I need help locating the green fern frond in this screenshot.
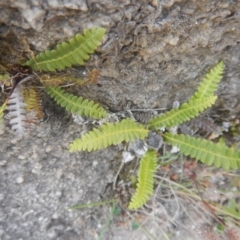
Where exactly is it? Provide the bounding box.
[148,96,217,129]
[46,86,107,119]
[189,61,224,101]
[128,150,157,210]
[69,119,149,152]
[163,133,240,170]
[24,28,106,72]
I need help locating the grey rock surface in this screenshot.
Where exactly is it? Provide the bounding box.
[0,0,240,239]
[0,120,118,240]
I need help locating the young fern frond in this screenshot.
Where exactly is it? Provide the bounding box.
[128,150,157,210]
[24,28,106,72]
[0,103,6,122]
[46,86,107,119]
[163,133,240,170]
[23,88,43,119]
[189,61,224,100]
[148,96,217,129]
[69,119,149,152]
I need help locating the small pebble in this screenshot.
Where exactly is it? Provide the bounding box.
[45,146,53,153]
[0,193,5,201]
[16,176,24,184]
[122,151,134,163]
[18,155,26,160]
[92,161,98,167]
[32,152,38,159]
[0,160,7,166]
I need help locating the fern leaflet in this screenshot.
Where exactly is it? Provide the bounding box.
[69,119,149,152]
[129,150,157,209]
[189,61,224,101]
[163,133,240,170]
[24,28,106,72]
[46,86,107,119]
[148,96,217,129]
[0,103,6,123]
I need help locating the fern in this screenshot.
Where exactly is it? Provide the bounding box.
[23,88,43,119]
[24,28,106,72]
[46,86,107,119]
[148,96,217,129]
[7,85,27,134]
[148,62,223,130]
[69,119,149,152]
[189,61,224,100]
[129,150,157,209]
[0,103,6,122]
[163,133,240,170]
